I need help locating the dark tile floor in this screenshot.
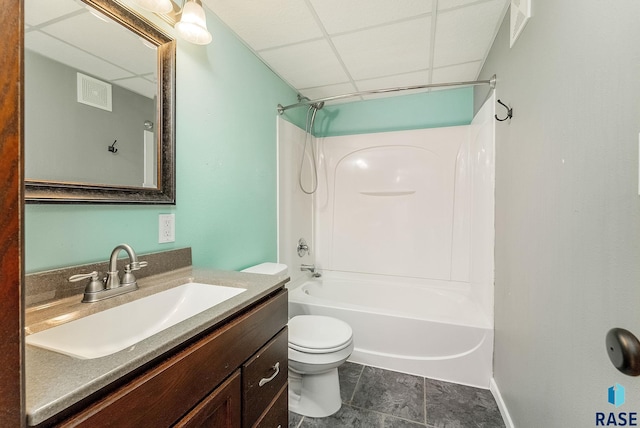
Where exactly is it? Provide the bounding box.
[288,362,505,428]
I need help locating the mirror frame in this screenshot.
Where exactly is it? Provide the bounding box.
[25,0,176,204]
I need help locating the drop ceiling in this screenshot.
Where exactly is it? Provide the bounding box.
[202,0,509,101]
[24,0,509,104]
[24,0,157,99]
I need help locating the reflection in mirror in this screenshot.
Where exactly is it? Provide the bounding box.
[24,0,176,204]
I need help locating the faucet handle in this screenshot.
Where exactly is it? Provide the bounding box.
[69,271,105,293]
[69,271,99,282]
[126,261,148,271]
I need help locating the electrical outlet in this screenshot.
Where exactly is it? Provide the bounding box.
[159,214,175,243]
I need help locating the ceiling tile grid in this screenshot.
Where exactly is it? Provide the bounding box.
[205,0,510,103]
[25,0,83,26]
[308,0,433,35]
[25,31,135,81]
[332,17,432,81]
[259,39,350,89]
[433,0,508,68]
[25,0,158,99]
[42,13,157,76]
[203,0,324,50]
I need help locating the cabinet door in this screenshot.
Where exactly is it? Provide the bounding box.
[242,328,288,427]
[175,370,241,428]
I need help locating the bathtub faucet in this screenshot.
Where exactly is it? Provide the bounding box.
[301,264,321,278]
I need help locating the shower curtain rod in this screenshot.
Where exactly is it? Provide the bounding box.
[277,74,496,114]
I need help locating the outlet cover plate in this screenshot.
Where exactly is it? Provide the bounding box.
[159,214,175,243]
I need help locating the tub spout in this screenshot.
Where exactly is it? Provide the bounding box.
[301,264,321,278]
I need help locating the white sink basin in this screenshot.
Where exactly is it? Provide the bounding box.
[26,283,246,359]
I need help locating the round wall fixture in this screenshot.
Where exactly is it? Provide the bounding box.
[606,328,640,376]
[297,238,309,257]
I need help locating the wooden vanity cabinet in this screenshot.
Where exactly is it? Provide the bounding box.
[53,289,288,428]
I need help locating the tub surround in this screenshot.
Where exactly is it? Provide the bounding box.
[25,256,288,426]
[278,94,495,388]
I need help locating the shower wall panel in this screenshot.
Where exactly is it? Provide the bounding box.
[468,93,496,317]
[315,126,471,281]
[277,117,314,283]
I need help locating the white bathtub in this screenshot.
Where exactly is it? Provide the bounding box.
[288,272,493,388]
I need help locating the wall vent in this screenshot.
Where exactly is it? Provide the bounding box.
[77,72,112,111]
[510,0,531,48]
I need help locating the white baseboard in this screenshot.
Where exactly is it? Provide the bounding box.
[490,378,515,428]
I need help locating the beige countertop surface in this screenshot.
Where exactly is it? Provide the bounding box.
[25,266,288,426]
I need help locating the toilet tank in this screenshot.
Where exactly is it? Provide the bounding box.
[241,262,288,276]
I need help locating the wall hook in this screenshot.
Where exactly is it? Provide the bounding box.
[108,139,118,154]
[495,99,513,121]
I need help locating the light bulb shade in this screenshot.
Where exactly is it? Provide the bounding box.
[175,1,212,45]
[133,0,173,14]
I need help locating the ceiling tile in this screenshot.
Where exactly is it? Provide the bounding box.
[438,0,484,11]
[259,40,350,89]
[42,12,157,76]
[356,70,430,91]
[203,0,323,51]
[431,61,482,83]
[113,76,157,99]
[309,0,432,35]
[332,17,431,81]
[299,82,359,101]
[25,31,134,81]
[433,0,506,68]
[25,0,82,26]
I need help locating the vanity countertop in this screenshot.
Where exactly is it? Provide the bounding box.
[24,266,288,426]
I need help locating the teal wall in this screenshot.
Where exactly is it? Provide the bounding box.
[24,8,472,274]
[25,10,301,273]
[313,87,473,137]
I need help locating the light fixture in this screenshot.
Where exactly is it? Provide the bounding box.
[174,0,212,45]
[133,0,173,14]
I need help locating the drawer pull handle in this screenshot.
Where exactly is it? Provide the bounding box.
[258,361,280,387]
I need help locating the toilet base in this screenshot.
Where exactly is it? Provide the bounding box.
[288,368,342,418]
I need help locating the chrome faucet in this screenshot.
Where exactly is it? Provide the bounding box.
[69,244,147,303]
[301,264,321,278]
[106,243,145,289]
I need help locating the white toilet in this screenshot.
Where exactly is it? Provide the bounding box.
[287,314,354,417]
[241,263,354,418]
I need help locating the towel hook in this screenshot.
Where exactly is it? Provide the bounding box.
[495,99,513,121]
[108,139,118,154]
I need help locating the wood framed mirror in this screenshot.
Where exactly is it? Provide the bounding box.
[24,0,176,204]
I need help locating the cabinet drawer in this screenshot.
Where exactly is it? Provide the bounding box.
[58,290,288,428]
[242,328,288,428]
[254,384,288,428]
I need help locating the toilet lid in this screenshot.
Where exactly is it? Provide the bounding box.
[288,315,353,354]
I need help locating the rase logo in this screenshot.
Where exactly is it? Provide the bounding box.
[610,384,626,408]
[596,384,638,426]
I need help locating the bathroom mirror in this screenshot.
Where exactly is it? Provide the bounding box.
[24,0,176,204]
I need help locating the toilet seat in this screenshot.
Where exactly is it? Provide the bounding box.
[288,315,353,354]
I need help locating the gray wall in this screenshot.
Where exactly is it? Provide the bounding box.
[25,51,155,187]
[476,2,640,426]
